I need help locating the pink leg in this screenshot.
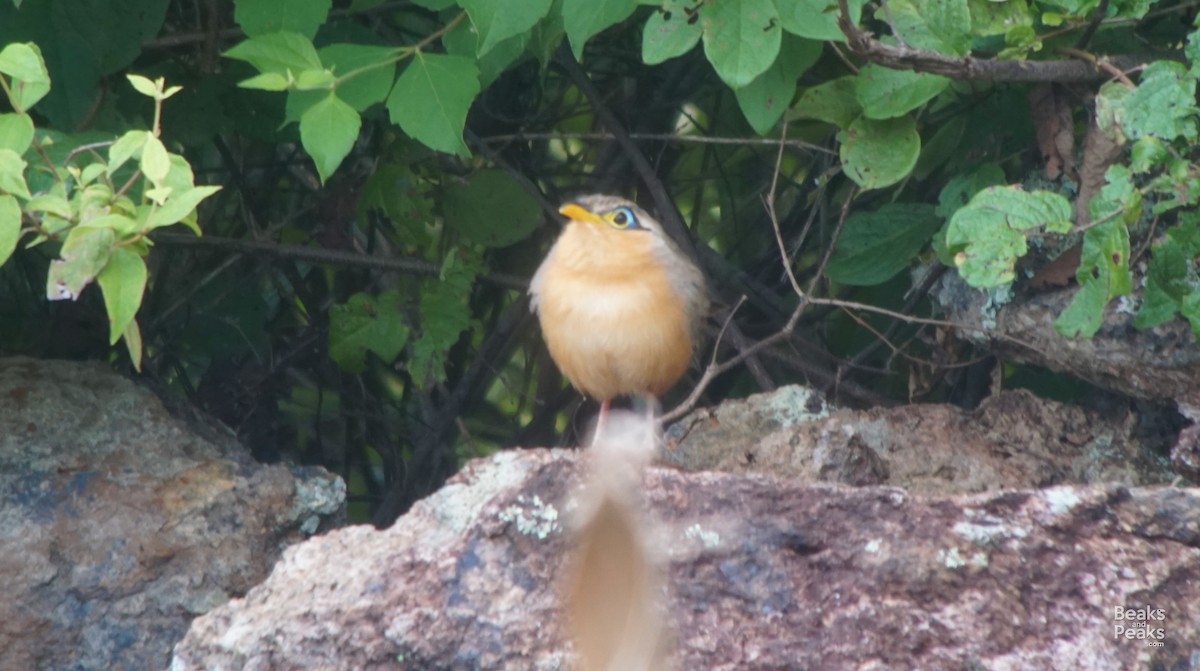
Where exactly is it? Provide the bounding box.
[591,398,611,446]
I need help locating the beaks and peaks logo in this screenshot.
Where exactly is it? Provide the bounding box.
[1113,606,1167,647]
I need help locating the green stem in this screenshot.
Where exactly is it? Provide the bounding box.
[152,98,163,138]
[0,75,15,111]
[332,11,466,87]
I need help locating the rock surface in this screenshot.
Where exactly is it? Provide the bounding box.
[662,385,1175,492]
[171,448,1200,671]
[0,357,344,671]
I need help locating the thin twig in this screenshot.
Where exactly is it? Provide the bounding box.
[709,296,748,368]
[152,232,529,289]
[807,187,857,295]
[479,131,836,155]
[1057,47,1137,87]
[1074,0,1110,49]
[764,120,806,299]
[808,295,1054,361]
[660,299,807,424]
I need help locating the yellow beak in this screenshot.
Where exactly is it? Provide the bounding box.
[559,203,606,226]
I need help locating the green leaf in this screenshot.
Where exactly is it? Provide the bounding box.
[0,42,50,111]
[1188,25,1200,78]
[224,31,323,76]
[562,0,639,60]
[838,115,920,190]
[643,0,703,65]
[295,68,336,90]
[887,0,971,55]
[969,0,1033,37]
[96,246,147,345]
[826,203,941,285]
[126,73,159,98]
[80,163,107,187]
[461,0,554,56]
[140,136,171,186]
[443,170,541,247]
[359,162,435,247]
[329,290,409,373]
[0,42,49,82]
[81,213,139,237]
[147,186,221,230]
[1074,217,1131,297]
[145,186,173,206]
[1111,0,1151,20]
[410,253,479,387]
[442,18,529,88]
[300,93,361,183]
[1094,79,1130,137]
[999,24,1040,58]
[0,2,166,127]
[387,53,479,157]
[323,44,398,110]
[528,0,567,71]
[1087,164,1141,228]
[1129,137,1167,174]
[286,44,400,123]
[0,148,31,199]
[945,186,1072,287]
[1053,271,1107,339]
[1181,290,1200,339]
[700,0,781,89]
[0,194,19,267]
[46,226,115,301]
[25,192,72,219]
[774,0,865,41]
[234,0,332,38]
[1134,226,1191,329]
[935,162,1006,219]
[239,71,292,91]
[0,113,34,154]
[735,35,821,135]
[855,64,951,120]
[913,114,965,179]
[1136,275,1182,330]
[109,129,149,176]
[121,318,144,372]
[789,76,861,129]
[1121,61,1198,142]
[163,153,200,192]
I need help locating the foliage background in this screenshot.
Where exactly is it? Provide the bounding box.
[1,0,1196,524]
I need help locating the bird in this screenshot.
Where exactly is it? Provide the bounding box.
[529,194,708,443]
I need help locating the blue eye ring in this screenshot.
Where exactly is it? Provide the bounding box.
[610,206,638,229]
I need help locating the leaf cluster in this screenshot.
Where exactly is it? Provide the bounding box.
[0,44,218,368]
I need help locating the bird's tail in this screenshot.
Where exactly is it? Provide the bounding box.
[564,411,671,671]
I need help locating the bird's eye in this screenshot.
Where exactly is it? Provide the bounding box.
[610,207,637,229]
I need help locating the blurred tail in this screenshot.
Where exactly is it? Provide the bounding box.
[564,411,670,671]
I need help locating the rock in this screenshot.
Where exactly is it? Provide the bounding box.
[934,272,1200,407]
[0,357,344,671]
[662,385,1174,493]
[170,448,1200,671]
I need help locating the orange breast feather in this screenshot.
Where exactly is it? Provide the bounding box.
[533,223,693,400]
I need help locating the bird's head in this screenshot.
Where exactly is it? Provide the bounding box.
[558,195,663,236]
